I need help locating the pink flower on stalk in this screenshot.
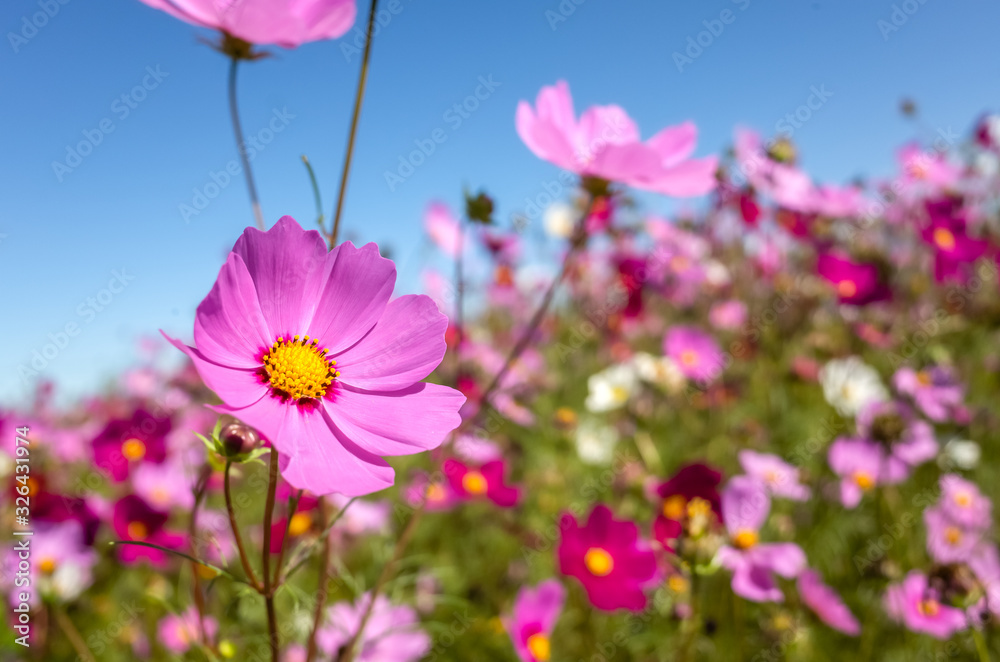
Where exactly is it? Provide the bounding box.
[885,571,968,639]
[816,252,889,306]
[738,450,810,501]
[132,460,196,511]
[91,409,171,482]
[663,326,725,383]
[159,607,218,654]
[924,505,983,564]
[503,579,565,662]
[137,0,356,48]
[165,217,465,497]
[316,593,430,662]
[516,81,717,197]
[404,471,459,512]
[443,458,520,508]
[424,201,462,258]
[921,215,989,283]
[557,505,657,612]
[893,366,965,422]
[856,400,938,484]
[717,476,806,603]
[827,439,883,508]
[797,569,861,636]
[112,495,187,568]
[938,474,992,530]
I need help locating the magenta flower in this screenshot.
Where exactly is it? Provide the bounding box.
[894,366,965,422]
[885,571,968,639]
[738,450,810,501]
[921,214,989,283]
[91,408,171,482]
[516,81,717,197]
[816,252,889,306]
[137,0,356,48]
[797,569,860,636]
[317,593,430,662]
[165,217,465,496]
[717,476,806,603]
[443,458,520,508]
[557,504,657,611]
[404,471,459,512]
[159,607,218,654]
[503,579,565,662]
[663,326,725,383]
[856,400,938,483]
[112,495,186,568]
[827,438,884,508]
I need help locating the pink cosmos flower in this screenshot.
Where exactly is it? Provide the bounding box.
[827,439,883,508]
[738,450,810,501]
[7,521,97,606]
[137,0,357,48]
[503,579,565,662]
[557,504,657,611]
[91,408,171,482]
[663,326,725,383]
[921,214,989,283]
[924,505,983,564]
[894,366,965,422]
[897,145,962,190]
[939,474,992,530]
[885,571,968,639]
[112,495,187,568]
[316,593,430,662]
[404,471,459,512]
[165,216,465,497]
[159,606,218,654]
[516,81,717,197]
[816,252,890,306]
[425,201,462,258]
[717,476,806,603]
[856,400,938,483]
[709,300,748,331]
[797,569,860,636]
[443,458,520,508]
[132,460,196,511]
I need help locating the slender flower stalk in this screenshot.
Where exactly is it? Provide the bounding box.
[189,464,213,645]
[261,450,281,661]
[305,498,331,662]
[973,628,992,662]
[330,0,379,247]
[54,606,95,662]
[228,56,266,230]
[224,461,261,590]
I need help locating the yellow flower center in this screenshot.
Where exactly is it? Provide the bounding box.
[853,471,874,490]
[916,370,933,386]
[526,633,551,661]
[955,492,973,508]
[733,529,758,550]
[288,512,312,537]
[127,521,148,540]
[554,407,577,426]
[662,495,687,520]
[945,526,962,546]
[426,483,447,503]
[933,228,956,252]
[680,350,698,367]
[261,335,338,401]
[39,557,57,575]
[610,385,629,403]
[151,487,169,506]
[462,471,488,495]
[584,547,614,577]
[671,256,690,272]
[668,575,689,593]
[919,599,940,617]
[687,497,712,520]
[837,280,858,298]
[121,438,146,461]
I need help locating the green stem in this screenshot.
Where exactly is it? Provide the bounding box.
[228,57,266,230]
[262,449,281,661]
[974,629,992,662]
[224,460,261,589]
[301,155,326,237]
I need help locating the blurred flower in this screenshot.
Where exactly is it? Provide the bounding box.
[404,471,458,512]
[663,326,725,384]
[9,521,97,605]
[894,366,965,423]
[112,495,186,568]
[317,593,430,661]
[543,202,576,239]
[91,408,171,482]
[797,569,860,636]
[584,364,639,413]
[819,357,888,417]
[631,352,686,394]
[856,400,938,483]
[738,451,809,501]
[709,300,747,331]
[827,439,883,508]
[159,606,218,654]
[444,458,520,508]
[165,217,464,496]
[574,418,619,465]
[925,505,983,564]
[425,201,462,258]
[942,439,981,470]
[132,460,196,511]
[503,579,565,662]
[816,252,890,306]
[558,504,657,611]
[885,571,967,639]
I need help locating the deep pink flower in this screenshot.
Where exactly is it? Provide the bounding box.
[652,463,724,550]
[137,0,356,48]
[816,252,889,306]
[516,81,717,196]
[443,458,520,508]
[885,571,968,639]
[165,217,465,496]
[112,495,186,568]
[663,326,725,383]
[797,569,860,636]
[921,214,989,283]
[717,476,806,603]
[557,504,657,611]
[91,408,171,482]
[503,579,565,662]
[317,593,430,662]
[738,450,809,501]
[827,439,883,508]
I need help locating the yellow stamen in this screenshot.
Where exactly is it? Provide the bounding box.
[662,495,687,520]
[668,575,689,593]
[526,633,551,661]
[687,497,712,519]
[554,407,577,427]
[680,350,698,367]
[919,599,940,617]
[261,335,338,401]
[462,471,488,495]
[837,280,858,298]
[288,512,312,537]
[955,492,973,508]
[933,228,956,252]
[127,521,148,540]
[916,370,932,387]
[121,438,146,461]
[426,483,447,503]
[733,529,758,550]
[945,527,962,546]
[584,547,614,576]
[39,558,56,574]
[853,471,874,490]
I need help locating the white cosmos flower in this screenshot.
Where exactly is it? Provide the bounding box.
[585,363,639,413]
[575,418,619,465]
[543,202,575,239]
[819,356,888,417]
[631,352,686,394]
[942,439,981,470]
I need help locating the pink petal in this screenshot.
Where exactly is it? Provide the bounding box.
[646,122,698,167]
[161,331,267,408]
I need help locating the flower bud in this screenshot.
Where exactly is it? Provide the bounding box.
[220,423,260,457]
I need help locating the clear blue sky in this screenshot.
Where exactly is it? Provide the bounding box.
[2,0,998,406]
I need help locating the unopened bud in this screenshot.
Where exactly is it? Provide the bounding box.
[220,423,260,457]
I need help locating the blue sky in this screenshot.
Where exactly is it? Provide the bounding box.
[2,0,998,406]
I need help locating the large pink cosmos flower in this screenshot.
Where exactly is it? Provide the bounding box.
[885,571,968,639]
[516,81,717,197]
[503,579,565,662]
[137,0,356,48]
[557,504,657,612]
[165,217,465,496]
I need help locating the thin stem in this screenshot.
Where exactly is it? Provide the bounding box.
[973,628,992,662]
[305,498,331,662]
[454,213,465,385]
[301,155,327,238]
[262,449,281,662]
[52,605,95,662]
[109,542,246,585]
[329,0,379,248]
[339,505,424,662]
[282,497,357,582]
[225,460,261,590]
[228,56,266,230]
[189,464,213,645]
[273,489,303,588]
